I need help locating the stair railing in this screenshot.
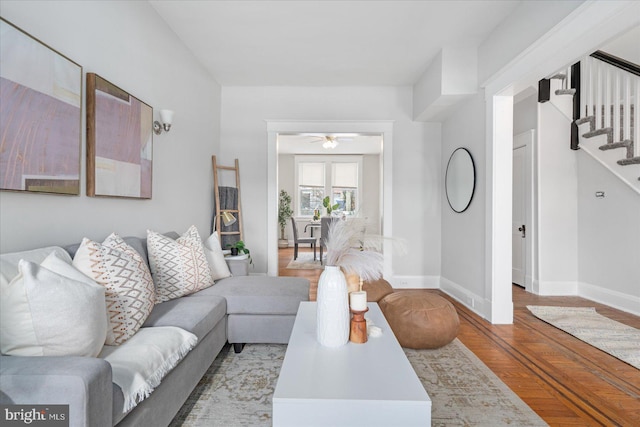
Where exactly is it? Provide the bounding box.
[580,51,639,158]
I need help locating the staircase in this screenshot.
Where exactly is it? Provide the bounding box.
[573,51,640,190]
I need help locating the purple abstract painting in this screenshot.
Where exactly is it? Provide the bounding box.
[86,74,152,198]
[0,19,82,194]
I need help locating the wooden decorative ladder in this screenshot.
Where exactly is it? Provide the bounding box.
[212,155,243,246]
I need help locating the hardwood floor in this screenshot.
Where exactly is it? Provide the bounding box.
[278,247,321,300]
[278,247,640,426]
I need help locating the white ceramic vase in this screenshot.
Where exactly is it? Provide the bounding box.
[316,265,350,347]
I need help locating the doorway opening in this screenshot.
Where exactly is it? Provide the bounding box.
[266,121,394,278]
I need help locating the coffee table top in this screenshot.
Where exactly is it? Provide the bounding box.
[273,302,430,403]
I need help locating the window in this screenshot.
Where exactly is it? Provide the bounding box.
[295,156,362,217]
[331,162,358,215]
[297,162,325,216]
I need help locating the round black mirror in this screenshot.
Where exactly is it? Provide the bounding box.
[445,148,475,213]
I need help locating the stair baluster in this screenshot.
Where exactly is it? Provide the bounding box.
[575,52,639,187]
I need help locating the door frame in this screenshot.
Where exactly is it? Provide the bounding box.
[513,130,536,293]
[266,120,394,278]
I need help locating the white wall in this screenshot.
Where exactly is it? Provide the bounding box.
[511,75,639,313]
[441,0,591,321]
[482,1,640,322]
[440,92,486,310]
[220,86,441,283]
[362,154,381,235]
[536,101,579,294]
[513,93,538,137]
[478,0,584,85]
[577,152,640,313]
[0,1,221,252]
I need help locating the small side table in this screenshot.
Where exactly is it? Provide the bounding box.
[225,254,249,276]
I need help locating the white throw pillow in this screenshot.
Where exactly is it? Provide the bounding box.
[73,233,155,346]
[0,246,72,288]
[147,226,214,302]
[0,252,107,357]
[203,233,232,281]
[99,326,197,413]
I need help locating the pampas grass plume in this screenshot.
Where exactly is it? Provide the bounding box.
[324,217,399,282]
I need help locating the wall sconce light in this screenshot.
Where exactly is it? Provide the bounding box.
[153,109,174,135]
[221,211,237,226]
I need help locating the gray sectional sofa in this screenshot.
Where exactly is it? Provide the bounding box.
[0,234,309,427]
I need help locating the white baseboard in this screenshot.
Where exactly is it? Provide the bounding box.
[535,280,578,295]
[439,277,487,319]
[388,275,439,289]
[578,281,640,316]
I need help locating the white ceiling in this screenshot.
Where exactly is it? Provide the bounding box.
[148,1,636,153]
[149,0,521,86]
[601,25,640,65]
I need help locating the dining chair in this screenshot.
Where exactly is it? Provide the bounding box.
[290,217,317,260]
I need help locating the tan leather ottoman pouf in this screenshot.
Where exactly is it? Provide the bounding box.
[363,278,394,302]
[379,291,460,349]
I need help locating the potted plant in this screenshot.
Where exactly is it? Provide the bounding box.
[322,196,339,216]
[227,240,252,264]
[278,190,293,248]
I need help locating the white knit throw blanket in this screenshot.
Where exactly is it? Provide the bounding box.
[99,326,198,412]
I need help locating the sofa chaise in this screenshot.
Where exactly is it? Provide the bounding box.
[0,232,309,427]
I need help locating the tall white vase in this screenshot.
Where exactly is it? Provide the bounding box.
[316,265,350,347]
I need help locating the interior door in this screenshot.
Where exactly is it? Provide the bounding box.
[512,146,526,287]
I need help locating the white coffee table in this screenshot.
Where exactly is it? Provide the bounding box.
[273,302,431,426]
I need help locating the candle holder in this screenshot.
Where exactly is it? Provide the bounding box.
[350,307,369,344]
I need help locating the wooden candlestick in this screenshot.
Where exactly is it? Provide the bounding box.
[350,307,369,344]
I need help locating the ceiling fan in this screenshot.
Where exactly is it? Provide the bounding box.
[302,133,358,149]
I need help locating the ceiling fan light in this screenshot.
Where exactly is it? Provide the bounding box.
[323,140,338,149]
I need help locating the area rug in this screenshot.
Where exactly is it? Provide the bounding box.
[527,305,640,370]
[170,340,547,427]
[285,253,323,270]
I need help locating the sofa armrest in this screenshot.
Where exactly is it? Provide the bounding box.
[0,355,113,427]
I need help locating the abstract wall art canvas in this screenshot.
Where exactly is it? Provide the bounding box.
[0,18,82,195]
[86,73,152,199]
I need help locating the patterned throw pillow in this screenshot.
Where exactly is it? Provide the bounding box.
[73,233,155,346]
[147,226,214,303]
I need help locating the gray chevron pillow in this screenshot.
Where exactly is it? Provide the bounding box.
[73,233,155,345]
[147,226,214,303]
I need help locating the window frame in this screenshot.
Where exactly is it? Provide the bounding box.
[294,155,363,218]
